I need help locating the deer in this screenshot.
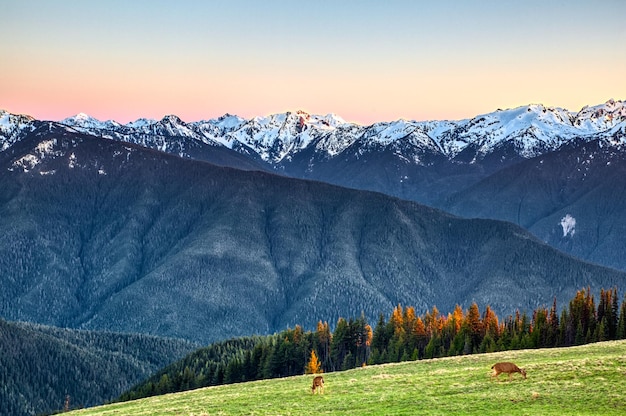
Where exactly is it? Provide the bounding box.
[311,375,324,394]
[491,362,527,381]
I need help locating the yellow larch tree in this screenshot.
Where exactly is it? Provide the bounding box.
[305,349,322,374]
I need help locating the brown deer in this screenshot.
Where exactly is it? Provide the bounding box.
[491,362,527,381]
[311,375,324,394]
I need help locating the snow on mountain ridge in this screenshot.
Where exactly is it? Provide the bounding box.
[574,99,626,131]
[450,105,575,158]
[222,111,354,162]
[3,100,624,164]
[126,118,157,128]
[0,109,36,151]
[422,101,626,159]
[61,113,121,130]
[0,109,35,129]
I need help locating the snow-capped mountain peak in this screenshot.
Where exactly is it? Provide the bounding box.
[209,113,246,129]
[159,114,184,125]
[126,118,157,128]
[574,99,626,131]
[0,109,36,151]
[428,102,626,159]
[320,113,348,127]
[61,113,96,126]
[2,100,625,166]
[0,109,35,129]
[61,113,121,130]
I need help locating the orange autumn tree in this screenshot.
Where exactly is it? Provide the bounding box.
[305,349,322,374]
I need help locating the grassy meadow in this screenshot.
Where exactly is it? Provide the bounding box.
[70,340,626,415]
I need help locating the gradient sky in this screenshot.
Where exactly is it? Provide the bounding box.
[2,0,625,124]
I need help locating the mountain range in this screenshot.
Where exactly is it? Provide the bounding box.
[2,100,626,415]
[1,109,625,345]
[3,99,625,271]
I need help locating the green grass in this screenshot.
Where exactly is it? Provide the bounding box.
[71,340,626,415]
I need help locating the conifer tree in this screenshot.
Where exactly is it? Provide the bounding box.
[617,293,626,339]
[531,307,549,348]
[559,309,570,346]
[305,349,322,374]
[597,288,614,339]
[465,302,482,352]
[330,318,350,371]
[451,304,464,335]
[414,317,429,358]
[424,332,442,359]
[391,304,405,337]
[547,297,559,347]
[424,306,440,335]
[611,287,619,339]
[483,305,500,340]
[403,306,417,333]
[371,313,393,364]
[315,321,332,371]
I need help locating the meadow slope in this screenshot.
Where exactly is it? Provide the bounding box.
[70,340,626,415]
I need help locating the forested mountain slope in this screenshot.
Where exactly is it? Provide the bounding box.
[443,137,626,271]
[3,101,626,274]
[0,126,623,345]
[0,318,197,416]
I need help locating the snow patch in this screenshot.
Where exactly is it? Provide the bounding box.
[69,153,77,168]
[0,112,11,129]
[13,154,39,172]
[560,214,576,237]
[36,139,56,155]
[11,139,61,172]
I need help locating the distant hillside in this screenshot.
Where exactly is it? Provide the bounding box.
[0,318,197,416]
[0,126,623,345]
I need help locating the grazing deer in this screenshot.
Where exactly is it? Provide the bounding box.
[311,375,324,394]
[491,362,527,381]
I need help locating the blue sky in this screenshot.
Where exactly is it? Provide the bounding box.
[2,0,625,124]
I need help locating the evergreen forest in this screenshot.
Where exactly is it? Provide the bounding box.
[0,321,197,416]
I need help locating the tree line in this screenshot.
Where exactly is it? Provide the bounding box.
[120,286,626,401]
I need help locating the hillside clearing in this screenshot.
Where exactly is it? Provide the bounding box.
[69,340,626,415]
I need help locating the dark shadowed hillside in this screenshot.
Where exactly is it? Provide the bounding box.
[0,318,197,416]
[0,127,624,344]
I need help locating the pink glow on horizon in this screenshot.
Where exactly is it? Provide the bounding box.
[5,59,622,126]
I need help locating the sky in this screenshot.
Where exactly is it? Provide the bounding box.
[2,0,625,125]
